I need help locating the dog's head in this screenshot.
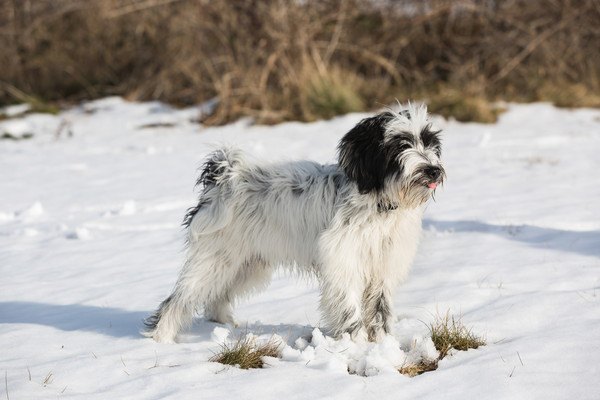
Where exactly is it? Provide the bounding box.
[338,103,445,208]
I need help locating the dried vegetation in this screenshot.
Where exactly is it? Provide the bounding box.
[1,0,598,124]
[399,312,486,377]
[209,336,282,370]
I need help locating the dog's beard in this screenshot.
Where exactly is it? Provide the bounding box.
[383,174,438,209]
[399,182,432,208]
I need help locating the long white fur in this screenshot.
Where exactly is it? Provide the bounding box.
[145,104,441,343]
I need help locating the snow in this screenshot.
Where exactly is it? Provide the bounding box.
[210,327,230,345]
[0,103,31,118]
[1,98,599,399]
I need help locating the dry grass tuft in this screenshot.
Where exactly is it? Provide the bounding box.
[209,336,282,370]
[398,312,485,377]
[429,312,486,359]
[305,69,365,120]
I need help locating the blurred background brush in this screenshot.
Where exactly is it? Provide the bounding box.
[1,0,598,125]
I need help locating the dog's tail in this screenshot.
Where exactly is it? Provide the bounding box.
[196,147,243,190]
[183,147,243,235]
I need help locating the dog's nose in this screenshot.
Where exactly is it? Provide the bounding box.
[424,166,442,181]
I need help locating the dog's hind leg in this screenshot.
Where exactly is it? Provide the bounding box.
[203,293,235,326]
[143,290,192,343]
[203,255,273,326]
[144,244,240,343]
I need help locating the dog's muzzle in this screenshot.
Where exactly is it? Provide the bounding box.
[423,166,443,189]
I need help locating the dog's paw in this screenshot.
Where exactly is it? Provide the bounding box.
[141,328,178,344]
[153,334,178,344]
[204,307,237,327]
[206,315,238,328]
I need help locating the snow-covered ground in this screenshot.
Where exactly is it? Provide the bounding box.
[1,97,599,399]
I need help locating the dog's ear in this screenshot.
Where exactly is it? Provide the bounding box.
[338,112,393,194]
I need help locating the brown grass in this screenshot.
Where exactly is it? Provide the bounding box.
[536,82,600,109]
[209,335,282,370]
[398,360,439,378]
[1,0,599,124]
[398,312,486,377]
[424,86,504,124]
[429,312,486,359]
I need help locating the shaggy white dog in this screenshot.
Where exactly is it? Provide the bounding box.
[145,103,444,343]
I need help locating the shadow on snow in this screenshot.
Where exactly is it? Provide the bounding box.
[0,301,315,342]
[0,301,149,338]
[424,219,600,258]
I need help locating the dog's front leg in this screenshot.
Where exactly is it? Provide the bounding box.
[319,278,368,342]
[363,283,393,342]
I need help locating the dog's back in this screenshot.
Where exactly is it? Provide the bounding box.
[185,147,347,266]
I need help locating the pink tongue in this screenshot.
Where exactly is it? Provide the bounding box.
[428,182,438,189]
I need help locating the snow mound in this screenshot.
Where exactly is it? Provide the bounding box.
[0,119,35,139]
[213,324,439,377]
[211,327,230,344]
[283,328,438,377]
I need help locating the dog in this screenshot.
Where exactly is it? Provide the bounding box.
[144,103,444,343]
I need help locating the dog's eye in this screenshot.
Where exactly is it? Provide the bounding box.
[387,133,414,153]
[420,125,441,149]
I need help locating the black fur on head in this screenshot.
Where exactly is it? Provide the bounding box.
[337,112,396,194]
[337,106,443,196]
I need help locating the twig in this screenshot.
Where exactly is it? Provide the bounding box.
[55,119,73,139]
[107,0,185,19]
[509,366,516,378]
[26,366,31,381]
[0,81,37,104]
[42,371,53,386]
[323,0,347,65]
[492,10,582,82]
[317,42,403,83]
[258,51,281,94]
[517,351,523,366]
[148,351,159,369]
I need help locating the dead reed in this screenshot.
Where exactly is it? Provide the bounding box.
[1,0,598,124]
[209,335,282,369]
